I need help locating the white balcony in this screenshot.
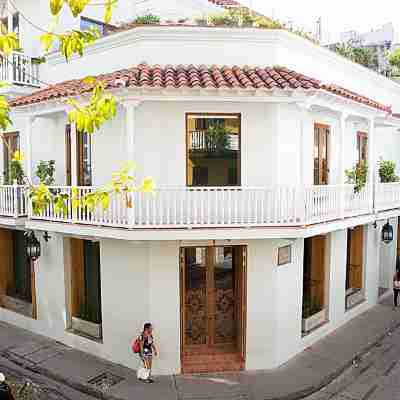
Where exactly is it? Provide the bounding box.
[0,52,40,87]
[24,184,374,229]
[0,183,398,230]
[0,185,27,218]
[375,183,400,212]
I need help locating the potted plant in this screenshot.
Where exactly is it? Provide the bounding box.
[378,159,399,183]
[302,296,325,333]
[35,160,56,185]
[345,160,368,193]
[134,14,160,25]
[195,16,208,26]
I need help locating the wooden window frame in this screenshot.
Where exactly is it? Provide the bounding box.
[77,131,92,187]
[185,113,242,187]
[69,238,102,340]
[357,131,368,164]
[313,123,330,186]
[65,125,72,186]
[0,229,37,319]
[2,132,20,185]
[345,226,365,310]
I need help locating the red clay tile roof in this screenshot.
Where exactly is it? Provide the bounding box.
[9,63,391,113]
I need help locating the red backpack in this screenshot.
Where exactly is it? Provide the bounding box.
[132,337,141,354]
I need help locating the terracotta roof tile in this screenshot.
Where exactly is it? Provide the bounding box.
[9,63,391,113]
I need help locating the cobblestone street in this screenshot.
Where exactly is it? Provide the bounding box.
[0,356,97,400]
[307,315,400,400]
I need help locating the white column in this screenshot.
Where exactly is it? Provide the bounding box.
[25,115,36,183]
[339,112,348,218]
[70,122,78,186]
[121,100,141,227]
[367,117,376,212]
[297,102,311,224]
[122,100,141,163]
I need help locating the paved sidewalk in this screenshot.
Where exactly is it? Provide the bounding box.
[0,296,399,400]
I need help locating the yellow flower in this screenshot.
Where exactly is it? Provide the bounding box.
[12,150,24,162]
[140,177,155,193]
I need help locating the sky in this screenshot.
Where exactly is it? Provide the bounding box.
[244,0,399,43]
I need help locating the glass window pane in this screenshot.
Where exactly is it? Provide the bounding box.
[187,115,240,186]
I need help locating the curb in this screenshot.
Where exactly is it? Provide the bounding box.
[2,319,400,400]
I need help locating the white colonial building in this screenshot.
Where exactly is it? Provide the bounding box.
[1,1,400,376]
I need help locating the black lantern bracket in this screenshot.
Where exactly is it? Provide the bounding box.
[382,220,394,244]
[26,231,41,261]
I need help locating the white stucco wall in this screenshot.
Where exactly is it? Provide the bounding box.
[0,221,397,374]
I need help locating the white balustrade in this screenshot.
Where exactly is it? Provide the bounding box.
[344,184,371,217]
[25,184,380,229]
[0,52,40,87]
[375,183,400,211]
[0,185,27,217]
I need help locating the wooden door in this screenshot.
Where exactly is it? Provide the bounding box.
[314,124,329,185]
[181,246,246,355]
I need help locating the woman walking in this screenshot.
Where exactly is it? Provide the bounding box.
[137,323,158,383]
[393,270,400,309]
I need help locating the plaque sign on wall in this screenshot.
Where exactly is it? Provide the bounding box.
[277,245,292,266]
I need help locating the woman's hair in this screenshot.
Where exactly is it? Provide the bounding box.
[143,323,152,332]
[395,269,400,280]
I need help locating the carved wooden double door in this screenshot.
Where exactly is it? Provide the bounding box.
[180,246,246,357]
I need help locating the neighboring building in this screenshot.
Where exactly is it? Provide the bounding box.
[332,23,398,76]
[2,0,400,376]
[0,0,235,98]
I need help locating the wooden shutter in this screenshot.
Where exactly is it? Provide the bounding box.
[65,125,72,186]
[310,236,326,308]
[70,239,85,317]
[83,241,102,324]
[13,231,32,302]
[0,229,14,302]
[348,227,364,289]
[236,246,247,362]
[314,124,329,185]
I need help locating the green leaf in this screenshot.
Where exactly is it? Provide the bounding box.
[50,0,64,16]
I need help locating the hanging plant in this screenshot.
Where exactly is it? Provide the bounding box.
[345,160,368,193]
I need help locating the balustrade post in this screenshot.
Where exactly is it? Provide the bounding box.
[5,53,12,83]
[299,186,307,226]
[13,181,18,217]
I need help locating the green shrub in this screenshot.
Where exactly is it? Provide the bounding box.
[379,159,399,183]
[134,14,160,25]
[345,160,368,193]
[36,160,56,185]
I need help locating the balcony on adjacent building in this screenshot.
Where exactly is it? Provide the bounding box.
[0,52,40,89]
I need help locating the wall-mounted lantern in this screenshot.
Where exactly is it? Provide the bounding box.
[26,231,41,261]
[382,220,394,244]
